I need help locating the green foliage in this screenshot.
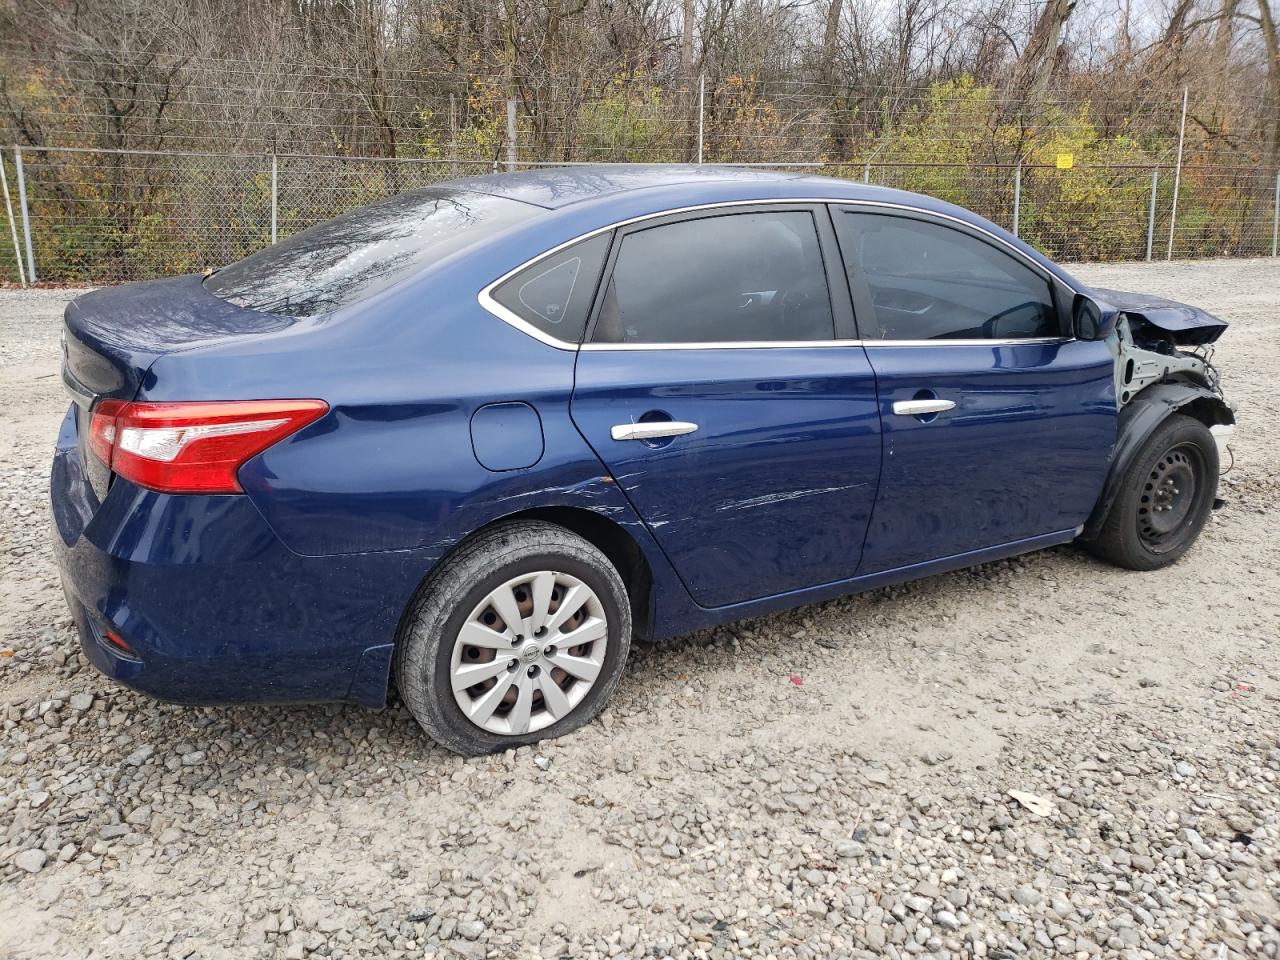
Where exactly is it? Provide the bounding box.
[575,79,681,163]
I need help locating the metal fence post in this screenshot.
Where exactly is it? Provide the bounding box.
[0,149,28,288]
[14,146,35,282]
[1012,163,1022,237]
[1272,171,1279,257]
[505,100,517,172]
[1146,167,1159,261]
[1167,87,1188,261]
[862,159,870,183]
[270,153,278,244]
[696,75,705,165]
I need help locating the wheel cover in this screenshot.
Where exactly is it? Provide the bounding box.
[449,571,608,736]
[1137,442,1203,552]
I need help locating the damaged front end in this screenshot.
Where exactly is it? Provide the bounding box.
[1074,284,1236,541]
[1090,287,1235,458]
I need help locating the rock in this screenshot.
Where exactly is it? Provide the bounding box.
[124,745,155,766]
[125,805,152,825]
[1012,886,1041,907]
[456,919,485,941]
[935,910,962,931]
[905,895,932,913]
[1025,833,1050,859]
[69,692,94,712]
[14,849,47,873]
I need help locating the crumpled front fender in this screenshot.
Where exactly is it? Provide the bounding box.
[1082,381,1234,540]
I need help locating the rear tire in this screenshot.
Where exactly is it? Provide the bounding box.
[1086,413,1218,571]
[395,520,631,756]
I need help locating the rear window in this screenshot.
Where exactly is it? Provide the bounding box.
[205,188,537,318]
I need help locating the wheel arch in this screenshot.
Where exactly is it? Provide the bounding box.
[1082,380,1232,540]
[383,505,656,702]
[499,506,656,647]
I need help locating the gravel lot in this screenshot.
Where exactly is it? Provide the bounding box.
[1,260,1278,960]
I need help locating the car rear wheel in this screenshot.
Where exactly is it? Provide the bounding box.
[1087,413,1219,571]
[395,520,631,756]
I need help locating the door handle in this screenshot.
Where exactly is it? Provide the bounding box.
[610,421,699,441]
[892,398,956,417]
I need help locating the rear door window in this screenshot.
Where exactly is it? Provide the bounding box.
[206,189,537,318]
[836,211,1060,340]
[590,211,835,344]
[490,234,611,343]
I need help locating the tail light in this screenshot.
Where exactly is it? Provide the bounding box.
[87,399,328,494]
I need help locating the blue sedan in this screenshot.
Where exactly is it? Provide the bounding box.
[51,165,1235,754]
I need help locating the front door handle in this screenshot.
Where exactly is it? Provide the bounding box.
[892,398,956,417]
[611,421,699,441]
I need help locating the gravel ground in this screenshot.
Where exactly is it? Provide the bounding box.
[1,261,1278,960]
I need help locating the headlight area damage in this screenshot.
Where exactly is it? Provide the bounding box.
[1093,287,1234,460]
[1077,287,1236,542]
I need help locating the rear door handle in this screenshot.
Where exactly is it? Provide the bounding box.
[610,421,699,441]
[892,399,956,417]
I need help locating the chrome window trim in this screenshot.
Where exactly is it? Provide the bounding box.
[476,197,1079,351]
[864,336,1070,347]
[580,338,865,351]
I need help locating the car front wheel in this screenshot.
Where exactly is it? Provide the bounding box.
[395,520,632,756]
[1087,413,1219,571]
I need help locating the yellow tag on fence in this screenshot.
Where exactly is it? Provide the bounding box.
[1056,153,1074,170]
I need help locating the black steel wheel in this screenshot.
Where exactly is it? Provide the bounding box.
[1136,442,1205,554]
[1087,413,1219,571]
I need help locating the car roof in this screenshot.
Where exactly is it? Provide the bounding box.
[451,164,815,209]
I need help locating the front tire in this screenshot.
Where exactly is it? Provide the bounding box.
[1087,413,1219,571]
[395,521,632,756]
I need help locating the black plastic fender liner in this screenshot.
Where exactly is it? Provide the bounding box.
[1081,381,1235,540]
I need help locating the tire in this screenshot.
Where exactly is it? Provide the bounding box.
[394,520,631,756]
[1087,413,1219,571]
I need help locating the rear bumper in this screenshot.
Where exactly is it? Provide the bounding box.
[51,404,425,708]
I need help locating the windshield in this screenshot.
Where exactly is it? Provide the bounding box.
[205,188,538,318]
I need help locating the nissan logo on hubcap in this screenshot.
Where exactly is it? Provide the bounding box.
[521,642,540,663]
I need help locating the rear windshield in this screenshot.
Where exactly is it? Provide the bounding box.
[205,188,537,318]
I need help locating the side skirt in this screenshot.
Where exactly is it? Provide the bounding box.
[652,527,1081,641]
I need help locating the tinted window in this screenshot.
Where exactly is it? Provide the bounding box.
[840,213,1059,340]
[207,189,537,318]
[491,234,610,342]
[592,211,834,344]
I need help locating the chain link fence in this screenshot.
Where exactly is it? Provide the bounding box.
[1,144,1278,286]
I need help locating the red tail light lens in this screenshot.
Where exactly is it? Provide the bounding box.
[87,399,328,494]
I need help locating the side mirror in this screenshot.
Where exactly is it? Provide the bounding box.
[1073,294,1117,341]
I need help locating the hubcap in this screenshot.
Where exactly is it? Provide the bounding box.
[1137,444,1201,551]
[450,571,608,736]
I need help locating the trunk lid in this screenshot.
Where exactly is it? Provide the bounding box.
[1089,287,1228,346]
[63,274,297,402]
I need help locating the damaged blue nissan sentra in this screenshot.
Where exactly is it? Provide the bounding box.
[51,165,1235,755]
